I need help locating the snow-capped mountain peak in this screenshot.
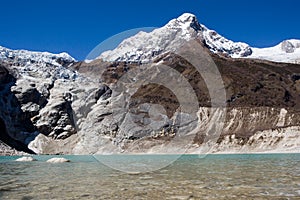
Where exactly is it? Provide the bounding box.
[98,13,252,63]
[165,13,202,32]
[99,13,206,63]
[174,13,196,23]
[248,39,300,64]
[98,13,300,64]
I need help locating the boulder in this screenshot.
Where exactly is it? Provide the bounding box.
[16,156,37,162]
[46,157,70,163]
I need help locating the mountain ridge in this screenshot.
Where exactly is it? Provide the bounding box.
[97,13,300,64]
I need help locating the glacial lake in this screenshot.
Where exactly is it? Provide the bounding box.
[0,154,299,199]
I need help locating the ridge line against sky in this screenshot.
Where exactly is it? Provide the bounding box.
[0,0,299,60]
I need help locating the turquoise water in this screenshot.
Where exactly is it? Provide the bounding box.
[0,154,299,199]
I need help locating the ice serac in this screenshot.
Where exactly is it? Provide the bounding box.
[0,46,75,66]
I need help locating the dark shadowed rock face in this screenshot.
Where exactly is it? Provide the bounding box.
[0,65,8,83]
[0,64,36,153]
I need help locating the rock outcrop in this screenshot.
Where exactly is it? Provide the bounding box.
[0,140,27,156]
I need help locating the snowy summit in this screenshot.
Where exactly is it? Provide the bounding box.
[98,13,300,64]
[248,39,300,64]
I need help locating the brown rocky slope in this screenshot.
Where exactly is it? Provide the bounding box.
[68,49,300,154]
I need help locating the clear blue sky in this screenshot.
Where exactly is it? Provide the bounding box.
[0,0,299,60]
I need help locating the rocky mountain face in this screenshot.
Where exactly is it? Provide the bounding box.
[1,13,300,155]
[0,47,82,154]
[71,51,300,154]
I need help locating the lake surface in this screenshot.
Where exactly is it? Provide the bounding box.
[0,154,299,199]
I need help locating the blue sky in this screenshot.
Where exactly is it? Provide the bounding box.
[0,0,299,60]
